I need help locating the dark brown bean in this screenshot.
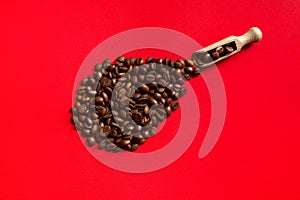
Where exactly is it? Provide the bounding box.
[144,105,150,115]
[185,59,194,66]
[139,84,149,93]
[211,51,220,60]
[87,137,96,147]
[185,66,194,74]
[216,46,224,55]
[117,55,125,62]
[149,97,158,105]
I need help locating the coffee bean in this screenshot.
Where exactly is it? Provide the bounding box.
[192,68,201,76]
[162,58,168,65]
[101,78,112,87]
[150,127,157,136]
[174,61,183,69]
[117,55,125,63]
[168,59,174,68]
[211,51,220,60]
[157,87,165,93]
[185,66,194,74]
[202,52,211,62]
[216,46,224,55]
[125,124,135,131]
[131,144,139,151]
[153,92,162,100]
[130,57,136,65]
[145,73,155,82]
[120,139,130,147]
[185,59,194,66]
[101,92,109,103]
[99,140,106,149]
[144,105,150,115]
[149,97,158,105]
[138,74,145,81]
[94,64,102,72]
[132,137,145,145]
[87,137,96,147]
[139,84,149,93]
[91,124,99,134]
[171,101,179,111]
[78,105,86,113]
[142,130,150,138]
[136,58,144,65]
[128,77,136,85]
[225,45,234,53]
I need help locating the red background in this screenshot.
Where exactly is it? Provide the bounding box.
[1,0,300,199]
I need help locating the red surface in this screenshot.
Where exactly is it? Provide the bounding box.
[1,0,300,199]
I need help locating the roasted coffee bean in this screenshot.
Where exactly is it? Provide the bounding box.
[117,55,125,63]
[101,92,109,103]
[70,116,77,125]
[88,90,97,96]
[119,66,128,72]
[185,59,194,66]
[98,140,106,149]
[87,137,96,147]
[81,78,88,86]
[211,51,220,60]
[136,58,144,65]
[149,82,158,89]
[81,129,92,137]
[139,84,149,93]
[157,87,165,93]
[174,61,183,69]
[185,66,194,74]
[171,101,179,111]
[216,46,224,55]
[125,124,135,131]
[102,59,111,68]
[94,64,102,72]
[142,130,150,138]
[78,105,87,113]
[138,74,145,81]
[91,124,99,134]
[149,127,156,136]
[133,92,141,99]
[144,105,150,115]
[124,58,130,66]
[101,78,112,87]
[132,137,146,145]
[192,68,201,76]
[166,60,174,68]
[149,89,155,95]
[149,97,158,105]
[131,75,138,83]
[131,144,139,151]
[145,73,155,82]
[147,57,157,63]
[157,58,163,64]
[129,57,136,65]
[225,45,234,53]
[119,110,127,119]
[162,58,169,65]
[153,92,162,100]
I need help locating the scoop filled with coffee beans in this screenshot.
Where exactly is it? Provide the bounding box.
[70,27,262,152]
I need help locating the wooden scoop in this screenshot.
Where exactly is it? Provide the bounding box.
[192,27,263,68]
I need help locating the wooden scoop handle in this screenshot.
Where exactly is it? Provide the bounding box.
[237,27,263,47]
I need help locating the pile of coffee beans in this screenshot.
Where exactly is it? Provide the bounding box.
[192,41,237,67]
[70,56,202,152]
